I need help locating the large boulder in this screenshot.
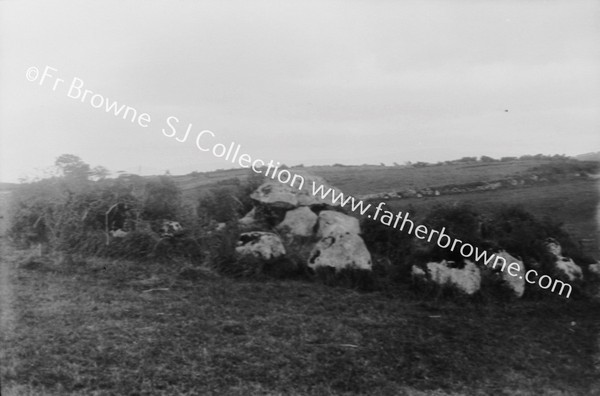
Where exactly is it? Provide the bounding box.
[588,263,600,277]
[414,260,481,295]
[308,233,372,271]
[545,238,562,256]
[556,256,583,281]
[250,182,298,209]
[545,238,583,281]
[238,208,257,227]
[250,172,345,209]
[275,206,318,237]
[316,210,360,238]
[160,220,183,238]
[493,250,525,298]
[235,232,286,260]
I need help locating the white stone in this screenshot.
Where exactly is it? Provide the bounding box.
[411,265,426,277]
[109,229,128,238]
[308,233,372,271]
[235,232,286,260]
[275,207,318,237]
[556,256,583,281]
[425,260,481,295]
[316,210,360,238]
[238,208,257,227]
[493,250,526,298]
[545,238,562,257]
[250,181,298,209]
[588,263,600,276]
[160,220,183,237]
[250,172,345,208]
[545,238,583,281]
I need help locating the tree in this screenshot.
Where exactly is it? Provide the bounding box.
[480,155,496,162]
[143,176,181,220]
[55,154,90,181]
[90,166,110,181]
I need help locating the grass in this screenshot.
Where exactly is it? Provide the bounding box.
[379,178,599,259]
[171,159,564,199]
[2,246,600,395]
[306,160,565,195]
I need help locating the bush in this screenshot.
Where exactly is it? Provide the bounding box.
[103,230,159,260]
[421,203,483,263]
[142,176,181,221]
[360,216,414,281]
[197,172,265,226]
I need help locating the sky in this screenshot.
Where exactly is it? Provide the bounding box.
[1,0,599,183]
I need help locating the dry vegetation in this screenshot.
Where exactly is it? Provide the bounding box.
[1,248,599,395]
[1,156,599,395]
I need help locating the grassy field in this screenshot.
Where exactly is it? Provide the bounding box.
[372,179,599,260]
[170,160,599,259]
[307,160,558,195]
[171,159,564,198]
[2,161,599,394]
[1,248,600,395]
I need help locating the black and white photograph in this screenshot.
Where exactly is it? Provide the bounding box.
[1,1,599,394]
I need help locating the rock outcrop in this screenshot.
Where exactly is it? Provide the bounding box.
[316,210,360,238]
[414,260,481,295]
[545,238,583,281]
[235,232,286,260]
[275,206,318,238]
[250,172,345,209]
[492,250,526,298]
[308,233,372,271]
[241,172,373,272]
[160,220,183,238]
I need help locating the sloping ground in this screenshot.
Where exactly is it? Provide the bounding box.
[170,159,559,198]
[306,160,560,195]
[382,179,599,260]
[1,249,599,395]
[576,152,600,162]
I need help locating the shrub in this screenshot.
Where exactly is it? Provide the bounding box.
[197,172,265,225]
[421,203,483,263]
[360,216,413,281]
[142,176,181,221]
[103,230,158,260]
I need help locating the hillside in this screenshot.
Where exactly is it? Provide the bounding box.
[576,152,600,162]
[0,182,17,191]
[171,158,595,198]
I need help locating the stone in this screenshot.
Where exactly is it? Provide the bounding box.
[417,260,481,295]
[493,250,525,298]
[316,210,360,238]
[411,265,426,277]
[250,181,298,209]
[160,220,183,238]
[545,238,583,281]
[238,208,257,227]
[588,263,600,276]
[250,172,346,209]
[109,229,128,238]
[545,238,562,257]
[236,232,286,260]
[308,233,372,271]
[275,206,318,237]
[556,256,583,281]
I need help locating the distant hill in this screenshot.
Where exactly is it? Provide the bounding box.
[575,152,600,162]
[0,182,17,191]
[169,158,574,197]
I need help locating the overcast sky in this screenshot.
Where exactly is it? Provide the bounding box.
[1,0,599,182]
